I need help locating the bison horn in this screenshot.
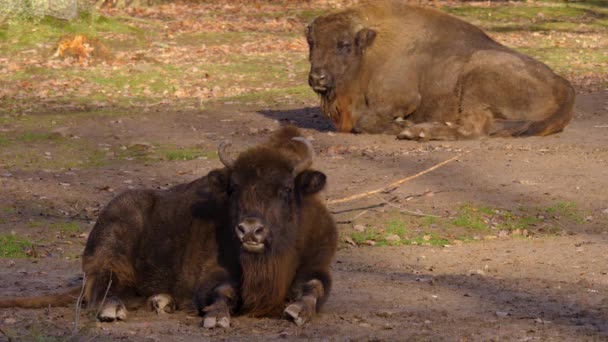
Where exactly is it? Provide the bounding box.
[218,141,235,169]
[291,137,314,175]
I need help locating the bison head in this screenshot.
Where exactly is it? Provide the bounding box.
[208,137,326,255]
[306,13,376,96]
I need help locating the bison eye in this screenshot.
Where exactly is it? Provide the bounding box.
[279,186,293,199]
[336,41,352,53]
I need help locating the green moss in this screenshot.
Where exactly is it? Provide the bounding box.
[0,234,33,258]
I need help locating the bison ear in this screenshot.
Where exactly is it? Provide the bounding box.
[355,28,376,52]
[208,169,229,195]
[295,170,327,196]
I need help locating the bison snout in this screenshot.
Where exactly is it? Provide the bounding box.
[309,68,332,93]
[236,218,267,253]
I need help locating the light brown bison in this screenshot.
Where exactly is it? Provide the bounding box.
[0,126,337,328]
[307,0,575,140]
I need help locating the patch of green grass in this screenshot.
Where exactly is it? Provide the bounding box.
[516,47,608,74]
[451,204,488,230]
[499,212,542,231]
[445,5,590,23]
[163,148,206,161]
[349,229,386,246]
[52,222,81,233]
[546,201,585,223]
[0,13,145,54]
[0,234,33,258]
[405,234,450,246]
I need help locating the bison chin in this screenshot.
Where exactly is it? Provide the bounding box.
[241,241,265,253]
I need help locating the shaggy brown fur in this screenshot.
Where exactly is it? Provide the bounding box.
[0,126,337,327]
[307,0,575,140]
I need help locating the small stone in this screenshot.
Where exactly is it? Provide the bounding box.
[364,240,376,246]
[422,235,431,241]
[44,152,52,156]
[376,310,394,318]
[3,317,16,324]
[353,224,365,232]
[495,311,509,317]
[512,229,522,236]
[522,229,529,237]
[498,230,509,238]
[385,234,401,242]
[344,236,357,247]
[602,208,608,215]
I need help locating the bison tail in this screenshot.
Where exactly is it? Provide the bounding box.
[0,286,82,308]
[490,79,575,137]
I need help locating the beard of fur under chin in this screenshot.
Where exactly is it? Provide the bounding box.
[319,87,339,122]
[239,246,297,317]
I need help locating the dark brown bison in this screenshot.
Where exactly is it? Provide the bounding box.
[307,0,575,140]
[0,126,337,328]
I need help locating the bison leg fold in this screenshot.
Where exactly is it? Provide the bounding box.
[201,284,236,329]
[98,297,127,322]
[284,279,325,326]
[397,122,461,141]
[147,294,176,314]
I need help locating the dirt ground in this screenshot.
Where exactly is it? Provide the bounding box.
[1,87,607,341]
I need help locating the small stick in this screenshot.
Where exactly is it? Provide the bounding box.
[95,271,113,319]
[327,153,465,205]
[73,273,87,336]
[373,194,440,218]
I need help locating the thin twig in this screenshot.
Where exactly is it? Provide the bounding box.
[73,273,87,336]
[95,271,113,319]
[327,153,466,205]
[373,194,441,218]
[336,209,371,224]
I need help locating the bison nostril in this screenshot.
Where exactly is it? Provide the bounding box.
[236,224,246,237]
[253,226,265,236]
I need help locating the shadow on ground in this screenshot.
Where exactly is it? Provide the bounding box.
[257,107,335,132]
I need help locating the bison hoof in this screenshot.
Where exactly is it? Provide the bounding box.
[397,127,427,141]
[284,299,316,327]
[147,293,176,314]
[98,297,127,322]
[202,315,230,329]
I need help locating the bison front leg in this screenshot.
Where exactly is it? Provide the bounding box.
[284,278,327,326]
[195,282,237,329]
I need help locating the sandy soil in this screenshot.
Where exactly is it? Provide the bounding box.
[0,90,607,341]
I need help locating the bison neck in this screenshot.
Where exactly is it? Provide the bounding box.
[239,250,297,317]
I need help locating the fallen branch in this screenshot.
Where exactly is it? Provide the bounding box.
[327,153,465,205]
[373,194,440,218]
[95,271,113,319]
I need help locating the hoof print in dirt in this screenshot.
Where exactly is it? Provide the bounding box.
[98,297,127,322]
[147,293,176,314]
